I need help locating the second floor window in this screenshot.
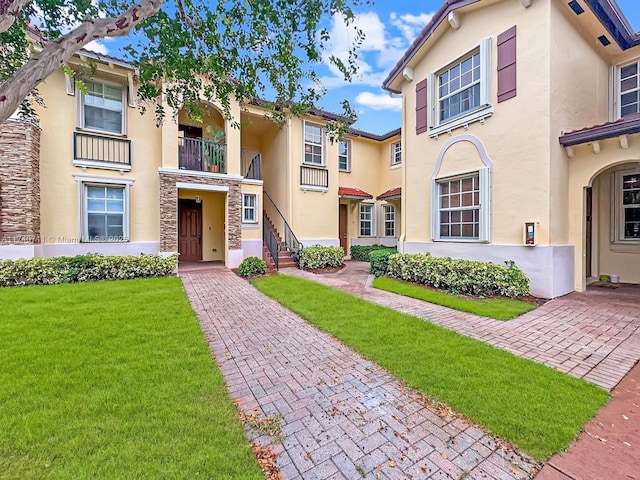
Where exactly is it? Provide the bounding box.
[304,122,324,165]
[438,52,481,123]
[338,139,351,171]
[391,141,401,166]
[620,62,639,117]
[82,80,125,134]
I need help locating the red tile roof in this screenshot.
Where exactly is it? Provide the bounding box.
[338,186,373,199]
[377,187,401,200]
[559,113,640,147]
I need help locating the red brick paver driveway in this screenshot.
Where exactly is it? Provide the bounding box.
[181,268,541,480]
[284,262,640,391]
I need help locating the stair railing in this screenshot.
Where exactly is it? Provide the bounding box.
[262,211,280,270]
[263,191,303,265]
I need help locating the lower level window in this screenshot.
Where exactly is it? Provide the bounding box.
[359,204,374,236]
[384,205,395,237]
[621,172,640,239]
[433,169,490,242]
[85,185,127,242]
[243,194,257,223]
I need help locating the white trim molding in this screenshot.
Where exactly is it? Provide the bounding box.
[158,167,244,182]
[175,181,229,193]
[73,159,132,172]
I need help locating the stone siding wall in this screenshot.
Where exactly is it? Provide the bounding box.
[0,120,41,245]
[159,172,242,252]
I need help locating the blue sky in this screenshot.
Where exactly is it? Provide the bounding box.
[89,0,640,135]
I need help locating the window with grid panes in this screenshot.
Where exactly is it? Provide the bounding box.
[82,80,124,134]
[438,174,480,239]
[85,185,127,242]
[304,122,324,165]
[384,205,395,237]
[438,52,481,122]
[359,204,374,236]
[620,62,640,117]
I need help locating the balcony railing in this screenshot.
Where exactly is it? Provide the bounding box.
[178,137,226,173]
[242,148,262,180]
[74,131,131,165]
[300,164,328,188]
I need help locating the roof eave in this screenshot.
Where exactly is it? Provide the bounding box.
[559,119,640,147]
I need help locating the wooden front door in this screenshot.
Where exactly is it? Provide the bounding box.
[585,187,592,278]
[179,200,202,262]
[339,204,348,256]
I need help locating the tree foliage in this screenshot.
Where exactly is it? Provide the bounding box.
[0,0,368,126]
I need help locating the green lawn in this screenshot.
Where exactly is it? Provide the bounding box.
[0,278,262,480]
[253,274,609,460]
[373,276,537,320]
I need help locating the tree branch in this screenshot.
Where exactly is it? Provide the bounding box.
[0,0,164,124]
[0,0,31,33]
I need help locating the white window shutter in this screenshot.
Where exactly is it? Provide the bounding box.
[479,167,491,242]
[609,65,617,121]
[431,178,439,240]
[65,73,75,96]
[127,72,136,107]
[480,37,492,106]
[428,72,436,128]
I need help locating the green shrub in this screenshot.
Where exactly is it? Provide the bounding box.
[299,246,344,269]
[350,244,397,261]
[369,249,398,277]
[0,254,178,287]
[386,254,530,298]
[238,256,267,277]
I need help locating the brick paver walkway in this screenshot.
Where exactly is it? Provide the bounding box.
[283,262,640,391]
[181,268,541,480]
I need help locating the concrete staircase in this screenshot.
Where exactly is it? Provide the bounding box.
[263,213,298,269]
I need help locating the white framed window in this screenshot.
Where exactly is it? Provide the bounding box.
[303,122,325,165]
[359,203,375,237]
[428,39,492,137]
[390,141,401,166]
[432,169,490,242]
[80,80,126,135]
[242,193,258,223]
[338,139,351,172]
[83,184,129,242]
[619,61,640,118]
[614,170,640,241]
[438,52,481,123]
[383,205,395,237]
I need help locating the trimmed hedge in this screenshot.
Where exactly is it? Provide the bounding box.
[386,253,530,298]
[0,254,178,287]
[350,244,397,261]
[238,256,267,277]
[299,246,344,269]
[369,249,398,277]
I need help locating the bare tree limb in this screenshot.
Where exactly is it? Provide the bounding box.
[0,0,31,33]
[0,0,164,124]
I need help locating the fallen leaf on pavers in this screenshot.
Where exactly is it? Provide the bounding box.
[419,466,428,474]
[376,474,381,480]
[304,452,312,461]
[441,453,448,459]
[450,439,458,446]
[513,469,521,475]
[251,443,283,480]
[389,461,397,467]
[232,399,240,407]
[401,455,408,461]
[376,466,383,472]
[623,415,629,420]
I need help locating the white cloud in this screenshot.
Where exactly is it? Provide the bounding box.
[318,10,434,92]
[389,12,434,44]
[84,40,110,55]
[355,91,402,111]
